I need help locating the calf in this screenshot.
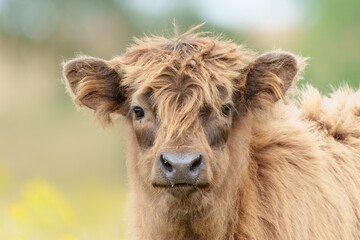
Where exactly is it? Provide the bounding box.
[63,25,360,240]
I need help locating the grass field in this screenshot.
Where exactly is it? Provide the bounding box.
[0,99,129,240]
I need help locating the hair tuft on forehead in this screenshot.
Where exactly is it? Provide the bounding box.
[117,24,256,137]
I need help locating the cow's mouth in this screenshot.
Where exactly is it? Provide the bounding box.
[152,182,210,197]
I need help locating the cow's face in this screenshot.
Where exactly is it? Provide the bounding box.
[63,35,299,202]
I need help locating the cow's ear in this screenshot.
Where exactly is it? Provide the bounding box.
[63,56,128,125]
[239,51,299,104]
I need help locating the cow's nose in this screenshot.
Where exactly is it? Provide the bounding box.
[159,153,203,185]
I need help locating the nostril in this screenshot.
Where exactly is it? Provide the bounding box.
[160,154,173,172]
[190,155,202,172]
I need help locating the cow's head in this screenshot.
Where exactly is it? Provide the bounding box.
[63,30,299,203]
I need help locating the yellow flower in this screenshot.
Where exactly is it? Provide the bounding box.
[10,204,27,221]
[10,178,76,233]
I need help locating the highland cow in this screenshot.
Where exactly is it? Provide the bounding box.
[63,25,360,240]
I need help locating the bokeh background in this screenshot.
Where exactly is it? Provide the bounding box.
[0,0,359,239]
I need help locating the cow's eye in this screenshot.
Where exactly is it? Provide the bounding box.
[221,104,231,117]
[133,107,145,120]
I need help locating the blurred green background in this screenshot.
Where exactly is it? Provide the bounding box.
[0,0,359,239]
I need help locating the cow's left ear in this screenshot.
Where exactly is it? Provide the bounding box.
[239,51,299,104]
[63,56,128,125]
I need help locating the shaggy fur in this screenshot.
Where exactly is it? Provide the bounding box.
[63,25,360,240]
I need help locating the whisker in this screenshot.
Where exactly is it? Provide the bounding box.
[229,104,240,118]
[126,107,133,118]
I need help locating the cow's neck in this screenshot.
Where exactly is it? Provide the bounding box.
[132,178,241,240]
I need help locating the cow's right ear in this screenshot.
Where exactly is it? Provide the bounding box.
[63,57,128,125]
